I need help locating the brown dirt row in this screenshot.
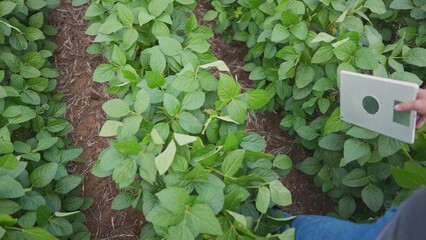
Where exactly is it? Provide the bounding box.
[50,0,333,239]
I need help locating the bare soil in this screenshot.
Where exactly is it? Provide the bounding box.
[50,1,333,239]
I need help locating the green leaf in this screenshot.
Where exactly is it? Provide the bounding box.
[319,134,344,151]
[55,175,83,194]
[134,89,150,114]
[117,4,134,26]
[218,74,239,101]
[123,28,138,49]
[173,71,198,92]
[102,99,130,118]
[338,195,356,219]
[240,133,267,152]
[112,192,134,210]
[20,66,41,79]
[333,41,356,61]
[72,0,88,7]
[23,27,43,41]
[183,91,205,110]
[111,45,126,66]
[188,204,222,235]
[246,89,269,110]
[378,135,403,157]
[203,10,218,21]
[227,98,247,124]
[47,218,73,236]
[36,205,51,227]
[36,137,58,151]
[163,93,181,116]
[22,227,57,240]
[342,168,369,187]
[30,163,58,188]
[138,8,154,25]
[365,0,386,14]
[390,0,414,9]
[296,126,319,140]
[392,165,426,189]
[27,0,47,10]
[148,0,171,16]
[271,24,290,42]
[346,126,379,139]
[255,186,270,214]
[403,47,426,67]
[199,60,230,72]
[99,120,123,137]
[0,154,18,170]
[155,140,176,175]
[295,64,315,88]
[156,187,190,214]
[174,133,197,146]
[311,32,335,43]
[149,47,166,73]
[343,138,370,162]
[98,18,123,34]
[93,64,115,83]
[0,1,16,17]
[0,175,24,198]
[273,155,292,170]
[290,21,308,40]
[297,157,321,175]
[159,37,182,56]
[354,48,378,70]
[324,108,351,134]
[178,112,202,134]
[222,149,245,177]
[146,71,165,88]
[113,139,141,155]
[0,200,20,215]
[311,46,334,63]
[169,224,194,240]
[269,180,292,206]
[361,185,383,212]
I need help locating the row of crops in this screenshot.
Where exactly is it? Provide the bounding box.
[0,1,91,239]
[1,0,426,239]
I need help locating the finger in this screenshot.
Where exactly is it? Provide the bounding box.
[418,89,426,99]
[416,115,426,129]
[395,100,418,112]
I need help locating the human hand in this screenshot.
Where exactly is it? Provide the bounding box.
[394,89,426,129]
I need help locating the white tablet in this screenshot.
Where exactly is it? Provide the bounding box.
[340,71,418,144]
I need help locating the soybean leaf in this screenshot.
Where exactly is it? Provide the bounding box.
[240,133,267,152]
[246,89,269,110]
[361,185,383,212]
[188,204,222,235]
[403,47,426,67]
[163,93,181,116]
[134,89,150,114]
[343,138,370,162]
[30,163,58,188]
[148,0,171,16]
[55,175,83,194]
[117,4,134,26]
[324,108,351,134]
[311,46,334,63]
[227,98,247,124]
[0,1,16,17]
[0,175,25,198]
[319,134,344,151]
[378,135,403,157]
[112,192,134,210]
[296,126,319,140]
[174,133,197,146]
[222,149,245,177]
[158,37,182,56]
[269,180,292,206]
[111,45,127,66]
[273,155,292,170]
[178,112,202,134]
[338,195,356,219]
[182,91,205,110]
[255,187,270,214]
[36,137,58,151]
[146,71,165,88]
[22,227,56,240]
[102,99,130,118]
[47,218,73,236]
[365,0,386,14]
[342,168,369,187]
[93,64,115,83]
[155,140,176,175]
[218,74,239,101]
[168,225,194,240]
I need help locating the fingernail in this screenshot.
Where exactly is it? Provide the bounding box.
[394,104,401,110]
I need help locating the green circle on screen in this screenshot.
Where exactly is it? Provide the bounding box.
[362,96,379,115]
